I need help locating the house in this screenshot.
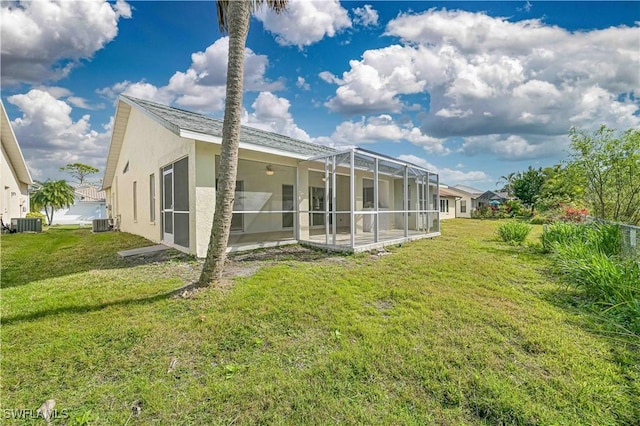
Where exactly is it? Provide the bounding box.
[45,184,107,225]
[102,96,441,256]
[475,190,511,209]
[438,184,482,219]
[1,101,32,222]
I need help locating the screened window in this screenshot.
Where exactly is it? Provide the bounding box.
[460,200,467,213]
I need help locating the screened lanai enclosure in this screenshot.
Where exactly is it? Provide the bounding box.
[223,148,440,253]
[297,148,440,252]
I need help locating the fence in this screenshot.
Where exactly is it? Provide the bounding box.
[620,223,639,259]
[588,217,639,260]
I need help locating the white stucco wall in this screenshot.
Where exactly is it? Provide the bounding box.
[1,144,29,220]
[110,107,194,252]
[439,196,457,220]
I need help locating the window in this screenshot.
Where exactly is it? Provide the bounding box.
[363,179,374,208]
[149,174,156,222]
[282,184,294,228]
[440,199,449,213]
[231,181,244,232]
[133,181,138,221]
[460,200,467,213]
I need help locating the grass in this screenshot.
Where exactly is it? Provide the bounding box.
[2,221,639,425]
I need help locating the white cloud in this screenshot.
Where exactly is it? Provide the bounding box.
[296,76,310,91]
[1,0,131,86]
[397,154,490,185]
[460,134,567,161]
[98,37,282,113]
[318,71,343,85]
[324,8,640,161]
[242,92,311,141]
[7,89,111,180]
[255,0,351,48]
[320,115,448,154]
[353,5,379,27]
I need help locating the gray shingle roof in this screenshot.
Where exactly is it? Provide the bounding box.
[121,95,335,158]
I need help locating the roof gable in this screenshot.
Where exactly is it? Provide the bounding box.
[1,101,33,185]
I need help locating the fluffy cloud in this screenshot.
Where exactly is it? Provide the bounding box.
[296,77,310,91]
[397,154,490,185]
[353,5,379,27]
[318,115,448,154]
[1,0,131,86]
[7,89,111,180]
[325,9,640,160]
[242,92,311,141]
[255,0,351,48]
[99,37,282,113]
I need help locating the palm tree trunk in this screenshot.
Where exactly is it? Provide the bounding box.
[198,0,251,286]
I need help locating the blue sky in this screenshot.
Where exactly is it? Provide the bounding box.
[2,1,639,190]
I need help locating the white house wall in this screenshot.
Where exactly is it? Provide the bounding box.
[1,144,29,220]
[439,196,457,220]
[111,107,195,252]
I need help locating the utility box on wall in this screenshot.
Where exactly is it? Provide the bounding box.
[11,218,43,233]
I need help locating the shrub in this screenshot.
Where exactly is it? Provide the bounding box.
[26,211,46,223]
[530,214,551,225]
[561,206,589,223]
[543,221,637,335]
[496,221,532,245]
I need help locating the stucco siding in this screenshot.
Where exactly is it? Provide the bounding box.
[111,107,194,250]
[1,144,29,220]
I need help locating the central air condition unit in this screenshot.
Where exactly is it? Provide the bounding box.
[92,218,112,232]
[11,217,43,233]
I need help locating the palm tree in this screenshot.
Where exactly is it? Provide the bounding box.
[198,0,288,286]
[30,180,75,225]
[497,172,516,197]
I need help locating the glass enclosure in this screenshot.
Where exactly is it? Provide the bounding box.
[297,148,440,252]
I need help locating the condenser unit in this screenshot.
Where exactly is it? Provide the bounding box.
[92,218,112,233]
[11,218,43,233]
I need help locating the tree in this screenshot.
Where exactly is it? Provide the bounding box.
[535,163,585,212]
[198,0,288,286]
[569,126,640,225]
[497,172,516,197]
[512,166,546,214]
[30,180,76,225]
[60,163,99,184]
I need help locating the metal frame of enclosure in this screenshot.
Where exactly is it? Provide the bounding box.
[297,148,440,252]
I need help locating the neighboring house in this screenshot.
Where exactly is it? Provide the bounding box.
[439,185,480,219]
[46,184,107,225]
[1,101,32,222]
[475,190,511,209]
[102,96,441,256]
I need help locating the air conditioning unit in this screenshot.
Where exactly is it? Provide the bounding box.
[92,218,112,233]
[11,217,43,233]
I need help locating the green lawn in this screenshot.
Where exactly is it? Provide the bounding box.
[1,221,638,425]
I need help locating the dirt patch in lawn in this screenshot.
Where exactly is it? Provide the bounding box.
[124,244,348,295]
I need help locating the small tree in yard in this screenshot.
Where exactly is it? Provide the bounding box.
[60,163,99,185]
[30,180,75,225]
[569,126,640,225]
[512,166,546,214]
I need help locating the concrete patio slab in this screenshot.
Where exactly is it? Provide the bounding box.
[118,244,169,258]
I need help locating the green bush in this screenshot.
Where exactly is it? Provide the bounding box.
[541,222,620,255]
[26,211,46,223]
[543,222,637,335]
[496,221,532,245]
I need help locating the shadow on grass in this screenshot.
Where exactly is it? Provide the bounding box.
[1,228,194,289]
[2,290,178,325]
